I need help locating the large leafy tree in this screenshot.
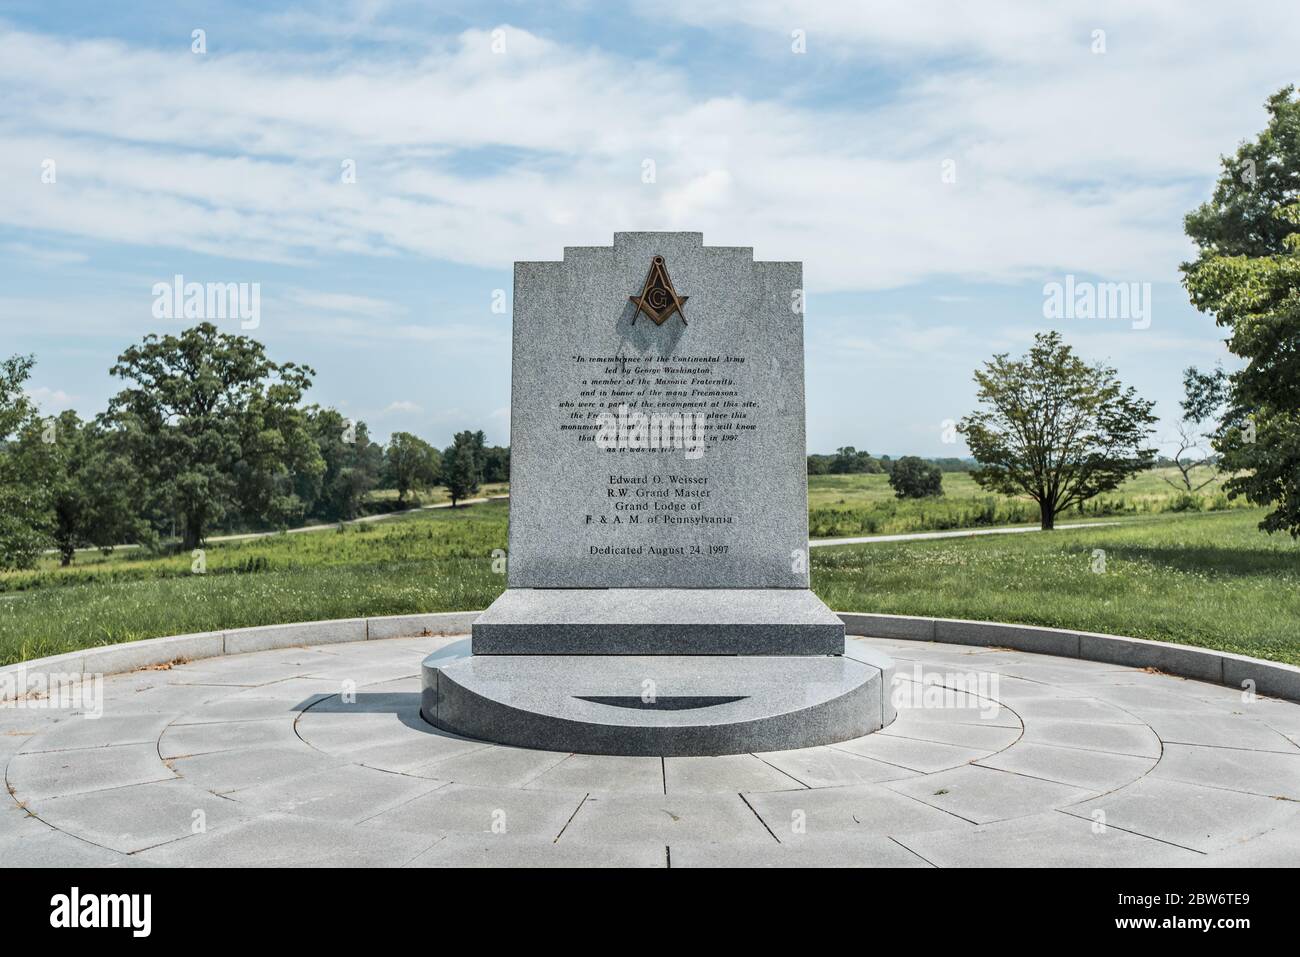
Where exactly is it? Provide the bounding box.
[383,431,441,505]
[958,332,1158,529]
[441,430,483,508]
[14,411,147,565]
[888,456,944,499]
[481,444,511,484]
[307,408,383,521]
[104,323,323,549]
[0,355,50,569]
[1182,86,1300,536]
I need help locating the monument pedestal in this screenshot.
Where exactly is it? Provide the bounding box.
[471,587,845,655]
[421,636,894,757]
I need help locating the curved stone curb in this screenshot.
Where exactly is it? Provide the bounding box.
[3,609,1297,706]
[0,611,479,703]
[839,613,1300,702]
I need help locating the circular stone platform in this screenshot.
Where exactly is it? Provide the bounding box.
[420,639,895,756]
[3,632,1299,867]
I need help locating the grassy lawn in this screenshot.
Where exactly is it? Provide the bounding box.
[2,475,1295,667]
[0,501,510,665]
[807,466,1242,537]
[814,509,1300,666]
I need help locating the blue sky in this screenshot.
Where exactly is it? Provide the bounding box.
[2,2,1296,456]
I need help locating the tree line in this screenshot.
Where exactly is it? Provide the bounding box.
[0,323,508,569]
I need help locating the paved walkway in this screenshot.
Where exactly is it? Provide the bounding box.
[3,634,1297,867]
[810,521,1122,548]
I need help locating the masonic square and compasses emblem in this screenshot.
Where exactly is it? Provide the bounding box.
[629,255,688,325]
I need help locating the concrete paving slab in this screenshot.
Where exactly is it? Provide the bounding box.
[979,675,1094,700]
[405,835,667,868]
[1063,777,1299,852]
[19,713,177,754]
[1141,711,1299,753]
[1194,818,1300,867]
[1244,698,1300,739]
[7,743,174,801]
[896,811,1203,868]
[558,792,776,846]
[168,694,330,725]
[878,721,1022,752]
[169,746,342,795]
[745,783,973,841]
[885,765,1094,825]
[526,754,665,794]
[300,661,424,686]
[227,763,446,823]
[664,754,805,794]
[405,745,571,788]
[159,717,308,758]
[168,650,346,686]
[975,741,1156,791]
[136,814,435,867]
[29,779,256,853]
[1020,717,1161,757]
[360,782,586,839]
[1084,684,1242,715]
[670,836,932,867]
[0,819,140,867]
[296,713,466,757]
[1148,743,1300,799]
[754,745,920,788]
[300,689,412,715]
[348,735,492,774]
[889,701,1022,729]
[997,695,1145,725]
[832,732,990,773]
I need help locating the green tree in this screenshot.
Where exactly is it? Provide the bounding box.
[104,323,322,549]
[305,409,383,521]
[888,456,944,499]
[957,332,1158,530]
[384,431,441,505]
[0,355,50,569]
[14,411,147,565]
[481,444,510,484]
[829,446,881,474]
[1182,86,1300,536]
[442,430,482,507]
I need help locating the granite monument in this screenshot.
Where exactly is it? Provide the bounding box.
[421,232,894,755]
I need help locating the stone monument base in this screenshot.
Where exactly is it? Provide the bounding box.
[471,588,845,655]
[420,637,895,757]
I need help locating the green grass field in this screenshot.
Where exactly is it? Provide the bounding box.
[807,467,1243,537]
[814,509,1300,665]
[2,470,1295,667]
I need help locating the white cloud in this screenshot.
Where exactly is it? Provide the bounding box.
[0,8,1294,296]
[2,242,88,266]
[284,289,404,318]
[25,385,77,412]
[381,399,422,415]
